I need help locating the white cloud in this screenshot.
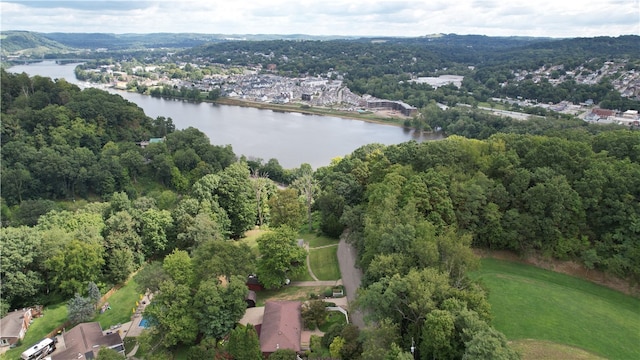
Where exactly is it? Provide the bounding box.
[1,0,638,37]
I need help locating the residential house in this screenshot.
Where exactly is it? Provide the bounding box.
[260,301,302,357]
[0,308,33,347]
[51,322,124,360]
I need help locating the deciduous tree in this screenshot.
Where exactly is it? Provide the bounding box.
[256,226,307,289]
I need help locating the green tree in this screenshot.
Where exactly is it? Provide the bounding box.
[139,208,173,258]
[0,226,45,308]
[194,275,248,340]
[268,188,306,229]
[256,226,308,289]
[163,249,194,286]
[134,261,170,294]
[227,324,262,360]
[420,309,456,360]
[360,319,401,360]
[67,293,95,324]
[192,239,256,282]
[96,347,125,359]
[88,281,101,309]
[45,239,105,297]
[251,170,275,228]
[462,328,520,360]
[143,279,198,347]
[293,163,318,232]
[268,349,298,360]
[330,336,346,359]
[301,299,327,329]
[217,161,258,238]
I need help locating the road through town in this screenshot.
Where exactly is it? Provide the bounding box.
[337,234,366,328]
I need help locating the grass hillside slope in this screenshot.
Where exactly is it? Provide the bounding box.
[472,258,640,360]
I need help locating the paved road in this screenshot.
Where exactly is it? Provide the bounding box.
[337,235,365,328]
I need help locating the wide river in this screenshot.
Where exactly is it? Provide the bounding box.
[9,61,442,169]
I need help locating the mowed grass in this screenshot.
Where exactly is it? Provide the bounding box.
[310,246,341,280]
[3,303,68,360]
[301,232,339,248]
[94,278,142,329]
[471,258,640,360]
[510,339,606,360]
[241,228,270,255]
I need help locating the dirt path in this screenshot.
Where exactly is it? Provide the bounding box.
[305,243,320,281]
[337,235,366,328]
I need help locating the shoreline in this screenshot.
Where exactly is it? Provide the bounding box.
[214,97,410,127]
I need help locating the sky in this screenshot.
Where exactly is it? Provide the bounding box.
[1,0,639,38]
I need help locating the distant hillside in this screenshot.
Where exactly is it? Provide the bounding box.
[0,30,74,56]
[41,32,357,50]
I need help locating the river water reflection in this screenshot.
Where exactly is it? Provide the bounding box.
[9,61,442,168]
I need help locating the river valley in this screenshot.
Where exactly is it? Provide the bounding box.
[8,61,443,169]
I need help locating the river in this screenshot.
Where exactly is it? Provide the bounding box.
[8,61,442,169]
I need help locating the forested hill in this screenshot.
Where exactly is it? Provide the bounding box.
[315,133,640,287]
[186,34,639,72]
[0,69,238,208]
[0,30,73,56]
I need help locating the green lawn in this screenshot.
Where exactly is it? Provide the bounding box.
[318,310,348,332]
[471,258,640,360]
[94,278,142,329]
[300,232,339,248]
[309,246,341,281]
[290,268,315,282]
[2,304,68,360]
[240,228,270,255]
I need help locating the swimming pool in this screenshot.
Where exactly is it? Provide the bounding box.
[139,318,150,328]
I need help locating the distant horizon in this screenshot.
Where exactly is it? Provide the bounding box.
[1,0,638,39]
[3,29,638,40]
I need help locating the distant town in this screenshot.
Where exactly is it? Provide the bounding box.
[77,56,640,125]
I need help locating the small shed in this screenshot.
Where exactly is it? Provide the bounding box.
[246,275,264,292]
[246,290,257,308]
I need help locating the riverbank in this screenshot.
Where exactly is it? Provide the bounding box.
[214,97,410,127]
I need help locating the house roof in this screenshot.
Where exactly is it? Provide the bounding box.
[52,322,123,360]
[591,108,615,117]
[0,309,30,338]
[260,301,302,353]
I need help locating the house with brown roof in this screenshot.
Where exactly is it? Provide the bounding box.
[259,301,302,357]
[51,322,124,360]
[0,308,33,347]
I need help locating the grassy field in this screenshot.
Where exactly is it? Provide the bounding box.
[290,268,315,281]
[471,258,640,360]
[310,246,341,280]
[301,232,340,248]
[2,303,68,360]
[94,278,142,329]
[510,339,606,360]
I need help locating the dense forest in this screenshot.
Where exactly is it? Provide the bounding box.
[1,65,639,358]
